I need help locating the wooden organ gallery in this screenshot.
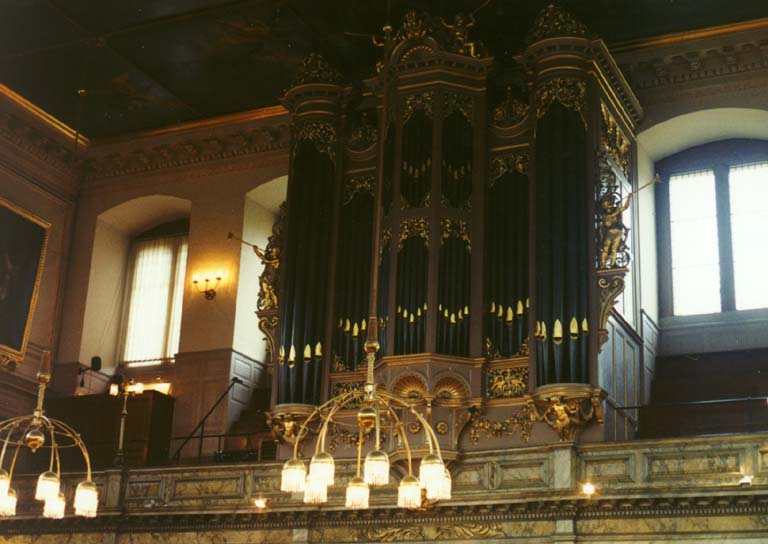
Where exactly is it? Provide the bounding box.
[266,4,643,453]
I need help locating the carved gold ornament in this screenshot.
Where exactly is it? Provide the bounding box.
[435,421,449,435]
[468,405,534,444]
[597,269,626,346]
[443,92,473,121]
[294,121,337,160]
[493,87,529,127]
[359,523,505,542]
[290,52,344,87]
[535,78,587,127]
[399,217,429,248]
[489,151,529,185]
[600,103,631,177]
[486,367,528,399]
[348,115,378,152]
[529,388,603,442]
[525,2,588,45]
[343,174,375,205]
[440,218,471,252]
[402,92,434,122]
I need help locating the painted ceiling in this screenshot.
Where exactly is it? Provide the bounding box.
[1,0,766,139]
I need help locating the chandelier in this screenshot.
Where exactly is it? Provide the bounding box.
[280,345,450,510]
[0,353,98,518]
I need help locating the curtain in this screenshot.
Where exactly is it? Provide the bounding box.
[122,235,188,365]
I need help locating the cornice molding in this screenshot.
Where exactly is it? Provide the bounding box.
[614,23,768,95]
[84,122,291,180]
[1,493,766,535]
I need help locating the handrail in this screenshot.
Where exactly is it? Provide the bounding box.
[171,377,242,464]
[618,396,768,410]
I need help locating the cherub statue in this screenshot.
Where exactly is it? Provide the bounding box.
[398,10,427,41]
[254,245,280,269]
[598,192,632,269]
[542,397,580,441]
[441,13,479,57]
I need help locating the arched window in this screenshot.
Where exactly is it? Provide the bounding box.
[656,139,768,316]
[121,220,188,366]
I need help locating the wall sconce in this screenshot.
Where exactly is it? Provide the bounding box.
[192,272,222,300]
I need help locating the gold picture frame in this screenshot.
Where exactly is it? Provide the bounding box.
[0,196,50,366]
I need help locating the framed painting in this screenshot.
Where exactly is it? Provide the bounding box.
[0,196,50,366]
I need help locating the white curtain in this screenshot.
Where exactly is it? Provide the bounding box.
[122,235,188,365]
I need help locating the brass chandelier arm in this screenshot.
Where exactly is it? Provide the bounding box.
[377,399,414,475]
[377,391,442,458]
[292,389,365,459]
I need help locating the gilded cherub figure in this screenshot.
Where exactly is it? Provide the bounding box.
[598,192,632,269]
[542,397,580,441]
[441,13,479,57]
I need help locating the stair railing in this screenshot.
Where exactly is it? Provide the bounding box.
[171,377,243,464]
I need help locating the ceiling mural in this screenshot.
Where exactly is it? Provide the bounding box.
[0,0,766,138]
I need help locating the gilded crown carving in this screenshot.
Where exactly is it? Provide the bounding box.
[290,53,344,87]
[525,2,588,45]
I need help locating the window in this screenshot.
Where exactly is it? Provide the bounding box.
[657,140,768,317]
[121,230,188,366]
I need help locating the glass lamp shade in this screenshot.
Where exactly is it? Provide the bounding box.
[426,468,452,501]
[280,458,307,493]
[364,449,390,486]
[303,474,328,505]
[74,480,98,517]
[397,475,422,509]
[418,453,444,491]
[43,492,66,519]
[0,469,9,497]
[0,488,16,517]
[309,451,335,487]
[345,476,370,509]
[35,471,60,501]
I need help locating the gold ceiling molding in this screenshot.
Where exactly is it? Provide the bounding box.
[0,84,86,145]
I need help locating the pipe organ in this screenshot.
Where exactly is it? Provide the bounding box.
[269,4,643,449]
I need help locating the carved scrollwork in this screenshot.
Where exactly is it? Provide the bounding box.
[489,151,529,185]
[535,78,587,127]
[440,218,470,252]
[348,114,378,151]
[332,382,364,408]
[399,217,429,248]
[597,269,626,346]
[493,87,529,128]
[600,103,631,177]
[294,121,337,160]
[467,405,534,444]
[359,523,505,542]
[443,92,473,122]
[343,174,375,205]
[525,2,588,45]
[486,367,528,399]
[290,52,344,87]
[402,92,434,122]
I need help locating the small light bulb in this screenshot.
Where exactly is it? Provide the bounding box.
[739,474,753,486]
[253,497,268,509]
[582,482,596,496]
[192,274,200,284]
